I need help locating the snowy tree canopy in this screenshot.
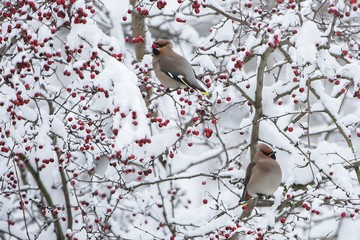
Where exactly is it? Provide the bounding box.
[0,0,360,239]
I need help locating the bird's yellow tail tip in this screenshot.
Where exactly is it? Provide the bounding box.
[201,91,209,95]
[240,202,248,210]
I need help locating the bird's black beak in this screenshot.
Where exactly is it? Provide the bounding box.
[269,151,276,159]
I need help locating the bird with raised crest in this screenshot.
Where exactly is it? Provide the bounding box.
[152,39,209,95]
[241,143,282,201]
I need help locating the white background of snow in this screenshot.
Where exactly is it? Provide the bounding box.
[296,21,321,65]
[0,0,360,239]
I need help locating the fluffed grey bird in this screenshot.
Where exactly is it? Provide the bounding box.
[241,143,282,201]
[152,39,208,94]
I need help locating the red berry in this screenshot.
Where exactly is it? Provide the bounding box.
[113,129,119,136]
[204,128,213,138]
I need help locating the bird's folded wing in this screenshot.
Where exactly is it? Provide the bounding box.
[241,161,256,201]
[159,55,207,93]
[164,71,193,89]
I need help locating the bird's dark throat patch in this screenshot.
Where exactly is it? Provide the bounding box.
[152,48,160,55]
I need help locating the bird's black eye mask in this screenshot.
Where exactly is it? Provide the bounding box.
[269,151,276,159]
[153,42,168,48]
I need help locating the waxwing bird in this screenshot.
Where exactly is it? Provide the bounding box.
[241,143,282,201]
[152,39,208,94]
